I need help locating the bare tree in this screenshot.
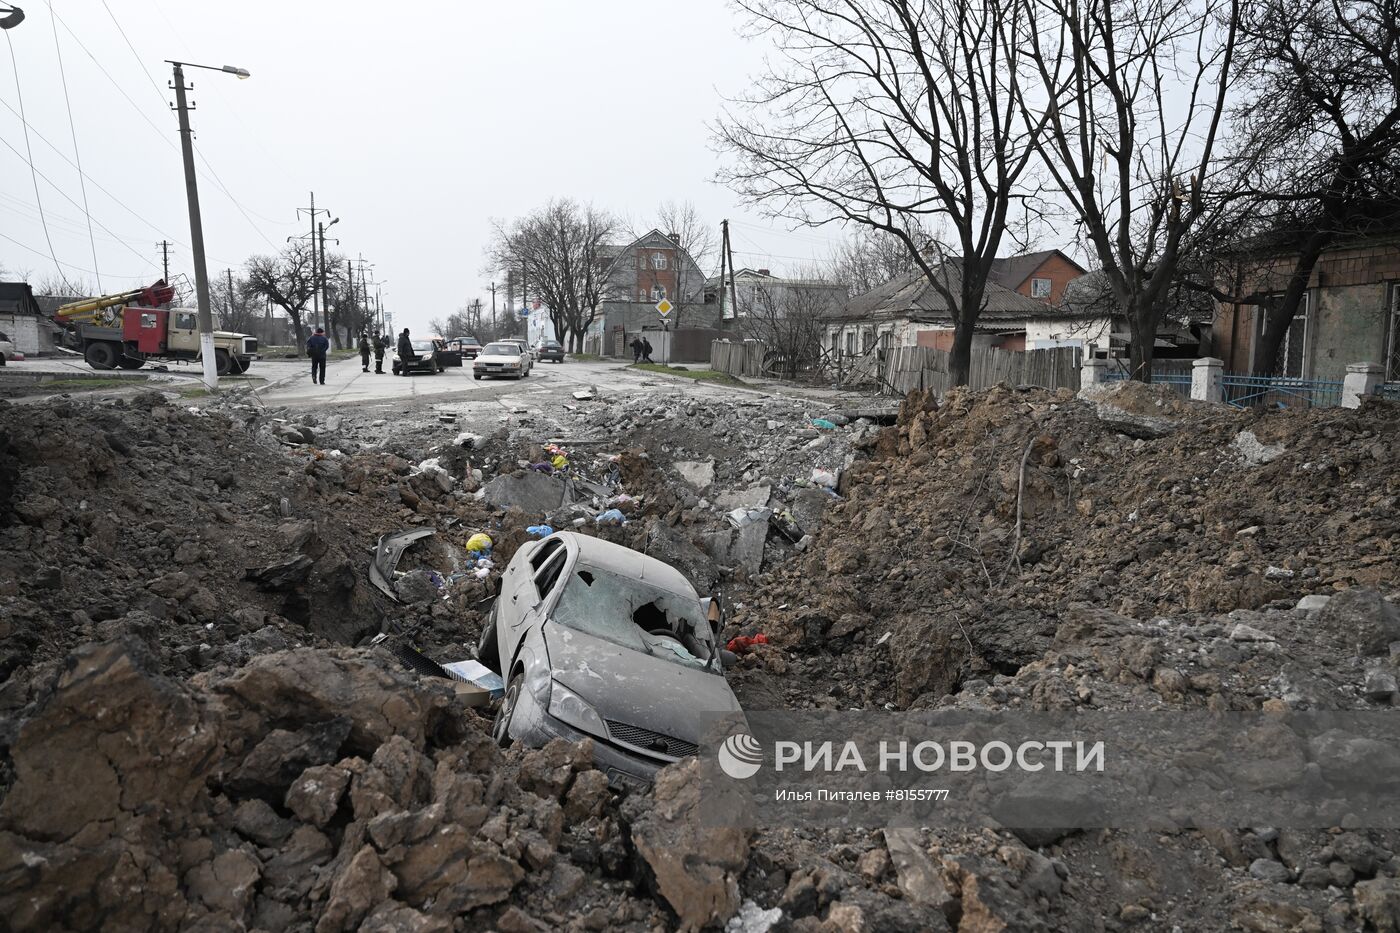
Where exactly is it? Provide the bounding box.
[245,241,317,350]
[1020,0,1240,380]
[652,201,715,330]
[829,226,925,296]
[211,270,260,333]
[738,267,838,378]
[719,0,1045,385]
[1195,0,1400,374]
[31,273,95,298]
[488,200,616,352]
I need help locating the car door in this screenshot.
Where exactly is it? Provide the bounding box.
[503,539,566,663]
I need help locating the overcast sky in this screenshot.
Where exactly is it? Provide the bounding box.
[0,0,854,333]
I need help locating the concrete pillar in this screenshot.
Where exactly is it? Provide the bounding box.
[1081,357,1107,388]
[1342,361,1383,409]
[1191,357,1224,403]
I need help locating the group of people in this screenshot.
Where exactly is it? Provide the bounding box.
[305,327,399,384]
[629,336,655,363]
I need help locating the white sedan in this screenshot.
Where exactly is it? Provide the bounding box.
[473,341,533,380]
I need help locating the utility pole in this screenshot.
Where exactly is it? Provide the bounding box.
[721,219,739,319]
[489,281,497,329]
[297,192,334,329]
[157,241,172,281]
[347,260,356,334]
[225,268,235,328]
[317,221,332,340]
[170,63,219,390]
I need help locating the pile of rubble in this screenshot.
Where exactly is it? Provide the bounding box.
[4,378,1400,931]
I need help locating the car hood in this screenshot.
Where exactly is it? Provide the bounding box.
[213,330,252,340]
[544,624,741,741]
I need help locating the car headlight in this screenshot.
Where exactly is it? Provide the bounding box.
[547,681,606,737]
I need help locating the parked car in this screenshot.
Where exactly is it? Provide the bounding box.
[477,532,742,787]
[0,331,14,366]
[392,338,444,375]
[473,341,532,380]
[532,338,565,363]
[448,336,483,359]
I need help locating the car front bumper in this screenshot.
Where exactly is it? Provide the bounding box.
[507,684,670,789]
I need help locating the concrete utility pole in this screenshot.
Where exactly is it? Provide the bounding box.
[170,63,215,389]
[158,241,172,281]
[225,268,235,326]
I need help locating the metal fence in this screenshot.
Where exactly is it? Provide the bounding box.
[1220,374,1345,409]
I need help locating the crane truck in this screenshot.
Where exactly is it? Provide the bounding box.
[54,281,258,375]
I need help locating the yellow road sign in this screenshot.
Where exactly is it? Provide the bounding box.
[655,298,674,316]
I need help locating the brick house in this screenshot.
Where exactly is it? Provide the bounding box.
[589,229,717,361]
[989,249,1087,306]
[826,253,1108,359]
[1213,235,1400,381]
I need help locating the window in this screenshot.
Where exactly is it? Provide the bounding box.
[1030,277,1052,299]
[652,285,667,302]
[533,549,567,598]
[879,330,893,351]
[861,329,875,353]
[1385,282,1400,382]
[637,255,646,270]
[140,313,158,329]
[831,332,840,357]
[639,289,649,302]
[844,331,855,355]
[1259,292,1310,377]
[651,251,667,270]
[529,538,564,573]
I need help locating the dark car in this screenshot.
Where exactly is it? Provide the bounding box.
[533,339,565,363]
[478,532,742,787]
[433,337,463,367]
[392,338,444,375]
[449,336,483,359]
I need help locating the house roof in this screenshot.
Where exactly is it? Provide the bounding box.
[827,263,1087,325]
[0,282,44,316]
[988,250,1087,291]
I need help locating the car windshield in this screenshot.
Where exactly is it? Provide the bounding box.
[410,340,435,352]
[460,338,480,346]
[483,343,520,355]
[550,565,717,672]
[542,340,561,348]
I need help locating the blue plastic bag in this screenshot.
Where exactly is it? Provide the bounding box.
[526,524,555,538]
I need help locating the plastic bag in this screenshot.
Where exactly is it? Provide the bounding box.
[811,418,837,430]
[526,525,555,538]
[466,533,493,553]
[594,508,627,526]
[811,468,838,488]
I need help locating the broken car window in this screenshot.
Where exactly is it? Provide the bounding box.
[549,565,717,672]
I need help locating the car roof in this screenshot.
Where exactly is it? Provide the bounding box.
[552,531,698,596]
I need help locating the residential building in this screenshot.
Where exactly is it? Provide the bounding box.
[590,229,717,361]
[1,283,60,355]
[988,249,1087,305]
[1214,235,1400,381]
[825,259,1111,360]
[704,268,846,322]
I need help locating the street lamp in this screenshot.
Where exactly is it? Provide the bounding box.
[0,4,25,29]
[168,59,251,390]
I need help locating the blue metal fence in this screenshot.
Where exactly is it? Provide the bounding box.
[1380,383,1400,402]
[1221,374,1344,409]
[1102,367,1350,408]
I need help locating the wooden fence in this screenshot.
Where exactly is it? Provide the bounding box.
[880,346,1084,396]
[710,339,767,378]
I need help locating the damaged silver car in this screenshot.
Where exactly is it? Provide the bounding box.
[477,531,742,788]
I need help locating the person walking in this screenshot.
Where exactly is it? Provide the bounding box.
[306,327,330,385]
[642,336,654,364]
[629,336,643,363]
[396,328,415,376]
[372,333,387,374]
[358,332,372,372]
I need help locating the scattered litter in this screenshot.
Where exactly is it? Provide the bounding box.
[727,507,772,529]
[726,634,769,654]
[526,524,555,538]
[466,533,493,553]
[876,631,892,646]
[810,468,838,488]
[811,418,837,430]
[594,508,627,526]
[726,900,783,933]
[441,659,507,702]
[1264,565,1295,580]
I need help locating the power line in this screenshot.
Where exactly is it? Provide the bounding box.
[194,145,280,250]
[48,3,101,290]
[0,229,153,280]
[5,28,70,290]
[98,0,167,107]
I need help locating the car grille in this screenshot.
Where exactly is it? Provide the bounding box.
[605,719,698,759]
[244,338,258,354]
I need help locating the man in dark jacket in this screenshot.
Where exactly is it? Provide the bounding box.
[396,328,415,376]
[629,336,643,363]
[358,332,372,372]
[641,337,654,363]
[306,327,330,384]
[372,333,387,373]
